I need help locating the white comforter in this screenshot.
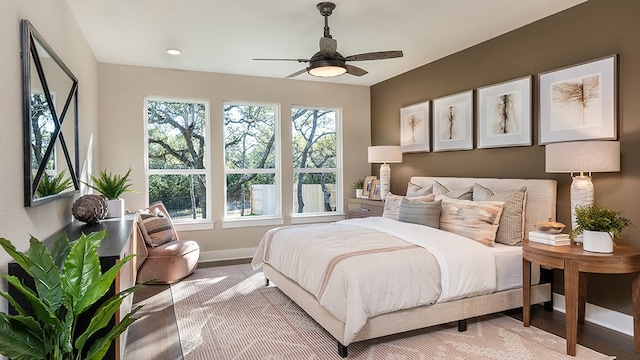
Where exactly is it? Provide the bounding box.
[252,217,497,344]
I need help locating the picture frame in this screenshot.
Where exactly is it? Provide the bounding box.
[369,179,381,200]
[362,176,377,198]
[477,76,532,148]
[433,90,473,152]
[538,55,617,144]
[400,101,430,153]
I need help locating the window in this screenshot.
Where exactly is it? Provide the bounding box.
[292,107,340,215]
[223,102,280,220]
[145,97,209,222]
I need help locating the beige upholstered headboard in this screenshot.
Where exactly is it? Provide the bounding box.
[409,177,557,236]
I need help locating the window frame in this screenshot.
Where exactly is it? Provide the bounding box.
[222,101,283,227]
[143,96,212,229]
[291,105,343,220]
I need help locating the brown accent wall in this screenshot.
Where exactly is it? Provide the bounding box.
[371,0,640,315]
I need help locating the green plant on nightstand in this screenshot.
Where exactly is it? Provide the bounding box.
[351,178,364,198]
[0,230,144,360]
[572,203,633,253]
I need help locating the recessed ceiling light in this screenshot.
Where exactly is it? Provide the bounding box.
[166,48,182,56]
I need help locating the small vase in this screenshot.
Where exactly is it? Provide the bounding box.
[582,230,613,253]
[355,189,363,198]
[106,198,125,218]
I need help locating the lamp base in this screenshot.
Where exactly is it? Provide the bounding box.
[570,175,594,243]
[379,163,391,200]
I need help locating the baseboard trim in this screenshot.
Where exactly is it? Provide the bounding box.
[198,248,257,263]
[552,293,633,336]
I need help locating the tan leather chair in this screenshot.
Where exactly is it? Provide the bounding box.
[135,202,199,284]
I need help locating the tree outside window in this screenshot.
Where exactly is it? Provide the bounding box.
[224,102,279,218]
[145,98,209,221]
[292,107,339,214]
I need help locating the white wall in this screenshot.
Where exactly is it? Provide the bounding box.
[97,63,371,259]
[0,0,99,309]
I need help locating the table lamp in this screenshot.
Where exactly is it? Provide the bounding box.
[545,140,620,241]
[368,146,403,200]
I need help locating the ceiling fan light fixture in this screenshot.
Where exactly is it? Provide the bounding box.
[307,59,347,77]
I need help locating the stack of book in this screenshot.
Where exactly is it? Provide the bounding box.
[528,231,571,246]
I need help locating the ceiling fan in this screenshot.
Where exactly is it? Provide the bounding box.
[253,2,403,78]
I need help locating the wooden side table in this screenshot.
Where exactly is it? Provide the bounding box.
[522,239,640,356]
[347,197,384,218]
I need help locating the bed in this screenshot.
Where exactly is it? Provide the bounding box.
[252,177,557,357]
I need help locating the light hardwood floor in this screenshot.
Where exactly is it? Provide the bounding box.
[124,262,637,360]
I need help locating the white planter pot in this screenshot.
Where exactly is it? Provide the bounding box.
[582,230,613,253]
[355,189,363,198]
[106,198,125,218]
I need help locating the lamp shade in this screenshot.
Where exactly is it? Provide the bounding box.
[368,146,403,164]
[545,141,620,173]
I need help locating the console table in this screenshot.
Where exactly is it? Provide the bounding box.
[8,214,138,360]
[522,239,640,356]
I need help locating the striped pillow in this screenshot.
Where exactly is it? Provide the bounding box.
[398,198,441,228]
[383,192,436,220]
[139,209,175,247]
[438,195,504,246]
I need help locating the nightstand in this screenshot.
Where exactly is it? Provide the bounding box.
[347,197,384,218]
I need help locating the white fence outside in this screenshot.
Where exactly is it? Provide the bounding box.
[251,184,337,215]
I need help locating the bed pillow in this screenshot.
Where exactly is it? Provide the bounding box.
[138,208,175,247]
[398,198,441,228]
[473,184,527,246]
[438,196,505,246]
[406,182,433,197]
[383,192,436,220]
[433,181,473,200]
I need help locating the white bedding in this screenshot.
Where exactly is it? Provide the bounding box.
[252,217,497,345]
[491,243,524,291]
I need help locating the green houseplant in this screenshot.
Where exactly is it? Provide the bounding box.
[36,171,73,197]
[351,178,364,198]
[0,230,143,360]
[83,168,134,218]
[572,203,633,253]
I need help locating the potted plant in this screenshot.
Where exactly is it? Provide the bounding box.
[0,230,143,360]
[352,178,364,198]
[571,203,633,253]
[83,168,134,218]
[36,170,73,197]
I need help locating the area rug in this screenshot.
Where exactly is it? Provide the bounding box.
[171,264,615,360]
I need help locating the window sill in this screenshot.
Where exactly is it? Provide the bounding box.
[174,221,215,232]
[223,216,285,229]
[291,213,346,224]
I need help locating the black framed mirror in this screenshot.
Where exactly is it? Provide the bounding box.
[22,20,79,207]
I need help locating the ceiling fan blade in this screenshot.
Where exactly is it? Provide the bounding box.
[319,37,337,56]
[345,51,403,62]
[286,68,308,78]
[253,58,310,63]
[346,64,368,77]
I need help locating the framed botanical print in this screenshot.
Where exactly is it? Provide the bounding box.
[539,55,617,144]
[400,101,430,153]
[477,76,532,148]
[433,90,473,152]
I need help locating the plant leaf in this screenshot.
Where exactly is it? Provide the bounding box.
[2,275,60,329]
[74,284,141,352]
[0,313,47,360]
[83,305,142,360]
[0,237,32,276]
[27,237,63,311]
[76,254,135,315]
[61,233,102,314]
[50,233,71,271]
[0,290,28,317]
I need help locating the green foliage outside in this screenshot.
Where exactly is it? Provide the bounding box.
[0,230,143,360]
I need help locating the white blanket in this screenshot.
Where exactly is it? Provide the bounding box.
[252,217,497,344]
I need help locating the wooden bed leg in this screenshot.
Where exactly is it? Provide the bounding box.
[541,267,554,312]
[337,342,348,358]
[458,319,467,332]
[265,278,270,286]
